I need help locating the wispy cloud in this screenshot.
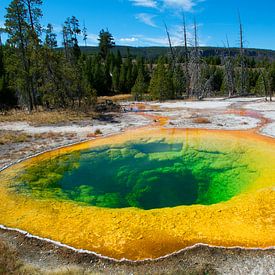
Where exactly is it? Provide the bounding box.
[163,0,199,11]
[52,24,63,33]
[119,37,138,43]
[123,22,206,47]
[130,0,157,8]
[86,33,99,46]
[136,13,157,27]
[130,0,202,12]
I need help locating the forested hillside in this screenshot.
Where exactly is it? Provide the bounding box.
[0,0,274,112]
[78,46,275,62]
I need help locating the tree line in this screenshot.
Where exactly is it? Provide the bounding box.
[0,0,274,112]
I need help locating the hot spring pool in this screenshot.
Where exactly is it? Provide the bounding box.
[0,128,274,260]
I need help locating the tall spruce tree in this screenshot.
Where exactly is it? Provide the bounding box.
[148,57,173,101]
[131,68,147,101]
[98,29,115,60]
[5,0,34,110]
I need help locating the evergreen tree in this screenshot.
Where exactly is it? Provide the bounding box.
[172,65,186,98]
[0,44,17,107]
[115,50,122,68]
[112,65,120,93]
[62,16,81,62]
[0,38,4,78]
[269,62,275,98]
[5,0,34,110]
[131,68,147,101]
[125,52,133,91]
[148,57,173,101]
[92,55,106,96]
[82,22,88,47]
[45,23,57,48]
[211,67,224,92]
[119,63,127,93]
[98,29,115,60]
[255,69,271,100]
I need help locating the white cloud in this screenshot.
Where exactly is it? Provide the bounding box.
[163,0,199,11]
[136,13,157,27]
[86,33,99,46]
[131,23,206,47]
[52,24,63,33]
[130,0,202,12]
[130,0,157,8]
[119,37,138,42]
[142,36,168,46]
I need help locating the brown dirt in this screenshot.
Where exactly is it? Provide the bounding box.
[0,110,97,126]
[0,227,274,275]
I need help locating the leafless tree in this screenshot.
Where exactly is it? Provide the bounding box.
[182,13,190,97]
[237,13,248,95]
[189,18,205,99]
[223,36,235,97]
[164,22,175,64]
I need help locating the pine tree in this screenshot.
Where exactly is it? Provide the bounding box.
[119,63,127,93]
[82,22,88,47]
[5,0,34,111]
[148,57,173,101]
[115,50,122,68]
[172,65,186,98]
[112,65,120,93]
[98,29,115,60]
[124,52,133,91]
[255,70,270,99]
[62,16,81,62]
[131,68,147,101]
[0,44,17,106]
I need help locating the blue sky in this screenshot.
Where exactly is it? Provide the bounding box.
[1,0,275,50]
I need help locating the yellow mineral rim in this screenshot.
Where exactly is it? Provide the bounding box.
[0,128,274,260]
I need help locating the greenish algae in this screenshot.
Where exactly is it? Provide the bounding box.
[12,139,259,210]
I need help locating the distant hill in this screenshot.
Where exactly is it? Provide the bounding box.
[77,46,275,61]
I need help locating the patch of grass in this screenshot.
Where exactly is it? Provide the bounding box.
[86,129,103,138]
[192,117,211,124]
[45,266,87,275]
[0,131,31,145]
[0,240,40,275]
[0,240,89,274]
[0,130,76,145]
[98,94,132,103]
[34,132,63,140]
[0,110,97,126]
[94,129,102,135]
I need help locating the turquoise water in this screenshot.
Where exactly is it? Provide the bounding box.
[14,140,258,209]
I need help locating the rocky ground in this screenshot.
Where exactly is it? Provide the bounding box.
[0,97,274,274]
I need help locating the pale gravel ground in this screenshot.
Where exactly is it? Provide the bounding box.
[145,98,275,137]
[166,114,260,130]
[222,97,264,102]
[0,113,151,139]
[150,110,191,118]
[260,111,275,120]
[149,101,233,109]
[244,101,275,111]
[261,123,275,138]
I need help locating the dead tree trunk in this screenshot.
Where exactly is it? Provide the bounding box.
[183,14,190,98]
[224,36,235,97]
[164,22,175,65]
[238,13,247,96]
